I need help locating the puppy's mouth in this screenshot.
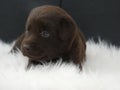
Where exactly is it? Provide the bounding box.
[24,51,46,59]
[23,53,48,61]
[21,49,48,61]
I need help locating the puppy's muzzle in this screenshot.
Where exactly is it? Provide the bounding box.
[22,44,31,52]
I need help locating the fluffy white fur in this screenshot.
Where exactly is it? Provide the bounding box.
[0,40,120,90]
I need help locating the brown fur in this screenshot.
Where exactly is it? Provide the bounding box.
[11,5,86,69]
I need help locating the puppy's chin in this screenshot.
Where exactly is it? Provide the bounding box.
[21,50,59,63]
[22,51,45,59]
[24,52,48,61]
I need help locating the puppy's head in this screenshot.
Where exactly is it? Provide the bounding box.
[20,5,85,63]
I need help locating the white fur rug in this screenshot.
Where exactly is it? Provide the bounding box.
[0,40,120,90]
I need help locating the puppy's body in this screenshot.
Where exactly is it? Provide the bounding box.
[11,5,86,69]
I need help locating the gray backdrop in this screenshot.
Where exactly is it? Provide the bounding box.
[0,0,120,45]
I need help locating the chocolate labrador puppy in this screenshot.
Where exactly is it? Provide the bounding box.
[11,5,86,69]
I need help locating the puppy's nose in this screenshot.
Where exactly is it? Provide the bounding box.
[22,44,31,51]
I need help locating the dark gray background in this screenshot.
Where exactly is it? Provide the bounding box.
[0,0,120,45]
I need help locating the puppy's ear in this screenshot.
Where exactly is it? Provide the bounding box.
[59,17,76,41]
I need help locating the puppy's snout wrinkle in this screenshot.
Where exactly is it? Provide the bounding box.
[22,44,31,51]
[22,42,37,51]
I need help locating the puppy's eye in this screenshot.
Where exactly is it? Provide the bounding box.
[40,31,50,38]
